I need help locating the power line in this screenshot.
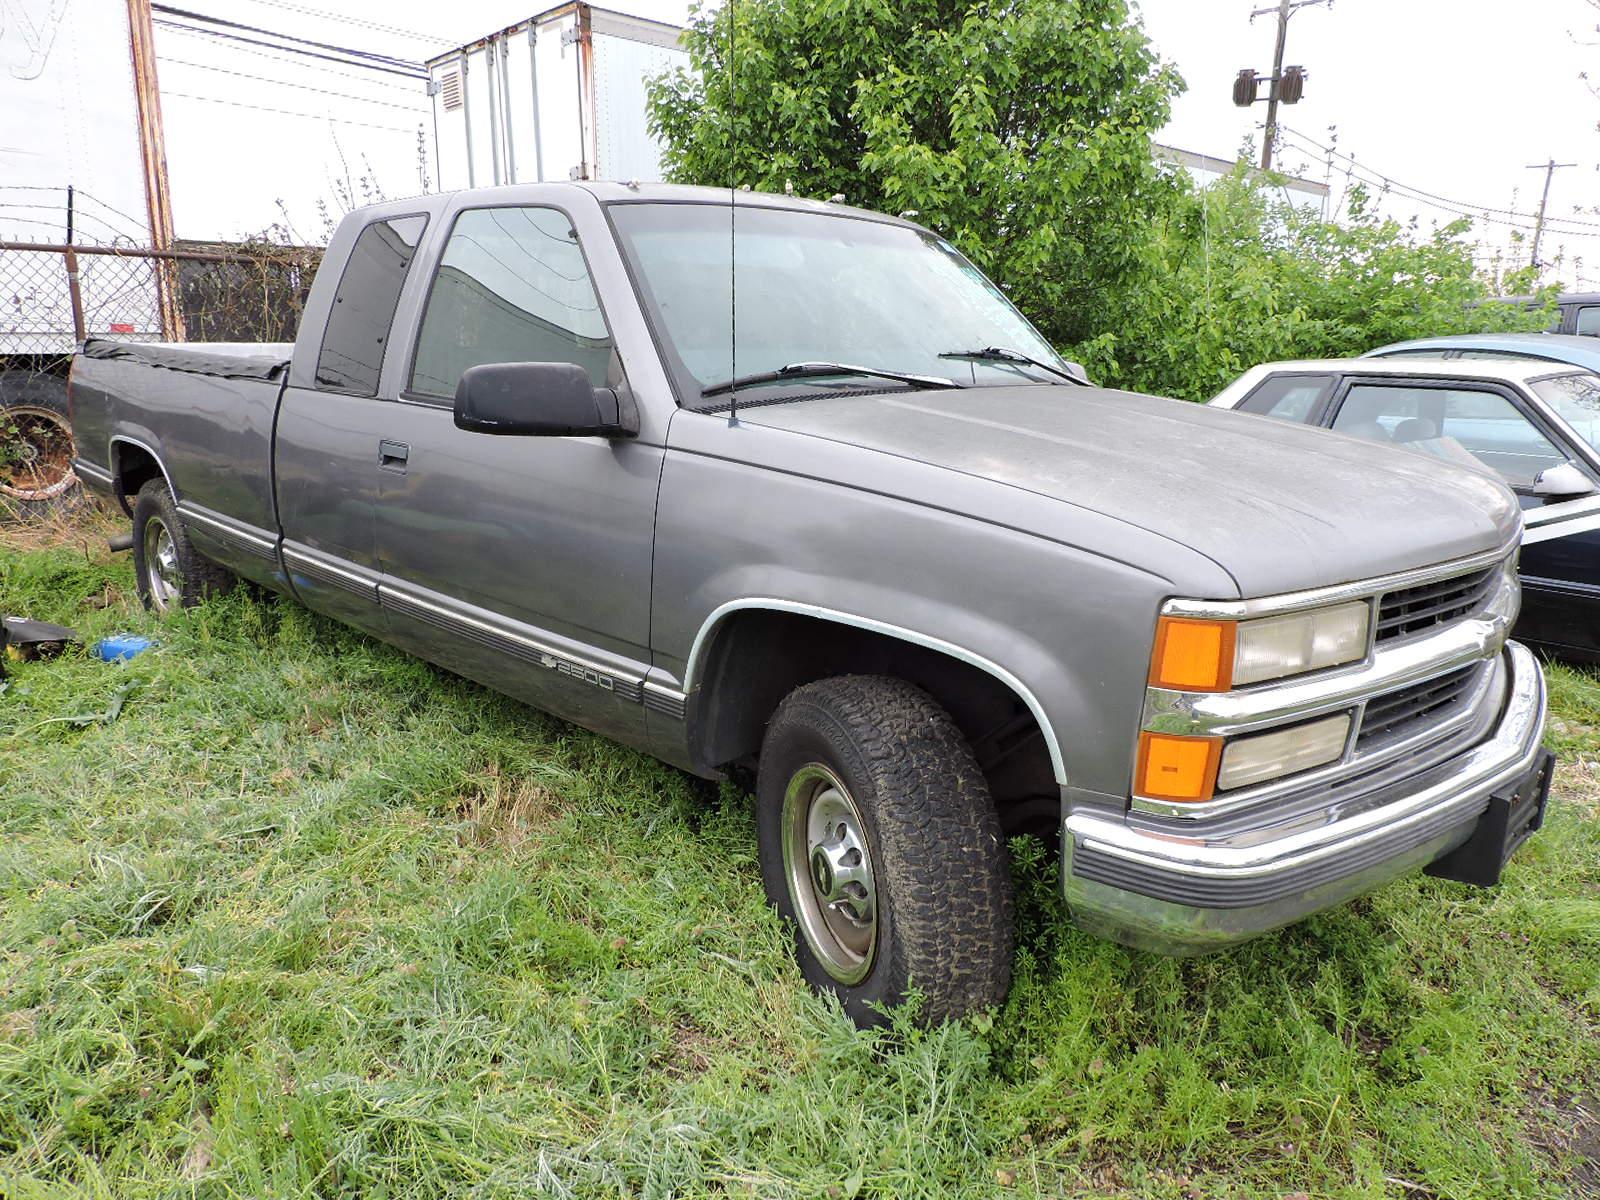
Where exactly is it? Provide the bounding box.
[1280,126,1600,231]
[154,22,425,92]
[152,18,427,80]
[150,3,424,71]
[1278,126,1600,237]
[231,0,455,48]
[162,91,424,134]
[163,56,429,113]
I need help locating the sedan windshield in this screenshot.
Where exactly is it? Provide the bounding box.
[608,202,1070,406]
[1531,372,1600,454]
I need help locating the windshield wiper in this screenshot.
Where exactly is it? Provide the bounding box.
[939,346,1088,385]
[700,361,966,398]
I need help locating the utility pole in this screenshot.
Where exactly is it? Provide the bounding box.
[1240,0,1332,171]
[126,0,183,340]
[1525,159,1576,270]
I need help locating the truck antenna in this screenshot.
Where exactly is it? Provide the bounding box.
[727,1,738,425]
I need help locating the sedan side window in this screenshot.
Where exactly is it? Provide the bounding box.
[1331,384,1565,488]
[1577,306,1600,337]
[1235,374,1335,422]
[409,206,615,399]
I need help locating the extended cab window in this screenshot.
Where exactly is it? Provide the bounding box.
[409,206,613,398]
[314,215,427,395]
[1236,374,1334,422]
[1331,383,1564,488]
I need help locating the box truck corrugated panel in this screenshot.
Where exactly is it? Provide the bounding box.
[427,4,685,190]
[591,29,685,182]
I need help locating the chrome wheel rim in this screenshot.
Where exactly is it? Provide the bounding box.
[142,517,181,611]
[781,763,878,984]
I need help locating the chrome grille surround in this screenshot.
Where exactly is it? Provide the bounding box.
[1137,537,1520,820]
[1376,566,1500,644]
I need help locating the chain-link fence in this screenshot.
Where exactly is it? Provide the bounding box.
[1,239,320,510]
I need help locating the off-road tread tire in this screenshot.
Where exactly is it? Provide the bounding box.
[756,674,1014,1027]
[131,479,233,610]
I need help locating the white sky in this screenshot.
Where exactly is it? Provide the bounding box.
[147,0,1600,287]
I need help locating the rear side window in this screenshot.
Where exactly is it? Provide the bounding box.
[314,215,428,395]
[1577,306,1600,337]
[1236,374,1335,422]
[409,206,614,399]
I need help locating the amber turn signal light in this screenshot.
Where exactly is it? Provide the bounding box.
[1136,731,1223,803]
[1149,616,1236,692]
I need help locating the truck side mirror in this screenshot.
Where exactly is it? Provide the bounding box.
[453,361,637,438]
[1531,461,1597,500]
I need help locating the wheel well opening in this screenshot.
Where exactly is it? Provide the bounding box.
[689,609,1060,839]
[113,443,165,512]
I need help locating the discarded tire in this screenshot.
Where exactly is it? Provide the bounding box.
[1,369,78,513]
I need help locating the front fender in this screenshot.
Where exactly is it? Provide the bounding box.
[652,417,1237,803]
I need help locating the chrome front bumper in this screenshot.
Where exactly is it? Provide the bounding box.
[1062,640,1549,955]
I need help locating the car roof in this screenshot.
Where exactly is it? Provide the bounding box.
[1234,356,1591,384]
[574,180,923,229]
[1364,332,1600,369]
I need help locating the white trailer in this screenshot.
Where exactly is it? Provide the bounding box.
[425,4,686,189]
[1,0,169,505]
[0,0,163,357]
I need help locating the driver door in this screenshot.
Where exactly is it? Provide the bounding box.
[374,202,664,743]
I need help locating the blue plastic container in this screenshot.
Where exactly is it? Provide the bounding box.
[94,635,155,662]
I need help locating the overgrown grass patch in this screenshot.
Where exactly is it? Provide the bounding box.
[3,512,1596,1197]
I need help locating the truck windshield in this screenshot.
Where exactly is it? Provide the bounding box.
[608,202,1070,407]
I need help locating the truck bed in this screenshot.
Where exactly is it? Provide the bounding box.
[71,338,291,586]
[80,338,291,379]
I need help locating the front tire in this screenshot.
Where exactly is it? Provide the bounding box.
[131,479,232,612]
[756,675,1014,1028]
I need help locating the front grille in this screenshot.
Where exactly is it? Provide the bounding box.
[1355,665,1479,752]
[1375,565,1498,643]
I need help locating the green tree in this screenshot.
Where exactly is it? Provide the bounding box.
[647,0,1183,348]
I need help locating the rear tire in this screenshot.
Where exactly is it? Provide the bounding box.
[756,675,1014,1028]
[131,479,233,611]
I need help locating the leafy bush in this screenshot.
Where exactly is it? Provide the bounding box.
[1084,175,1554,400]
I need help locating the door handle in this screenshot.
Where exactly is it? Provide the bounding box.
[378,440,409,472]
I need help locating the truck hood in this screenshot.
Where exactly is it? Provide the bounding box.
[733,385,1521,597]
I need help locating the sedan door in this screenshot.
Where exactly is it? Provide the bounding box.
[372,200,664,745]
[1322,375,1600,662]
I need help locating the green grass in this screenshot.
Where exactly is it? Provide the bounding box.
[2,511,1597,1199]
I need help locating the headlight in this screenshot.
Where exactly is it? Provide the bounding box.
[1149,601,1370,692]
[1136,711,1354,802]
[1215,713,1351,791]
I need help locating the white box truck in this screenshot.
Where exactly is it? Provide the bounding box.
[425,3,687,188]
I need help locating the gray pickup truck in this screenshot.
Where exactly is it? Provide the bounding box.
[69,184,1553,1027]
